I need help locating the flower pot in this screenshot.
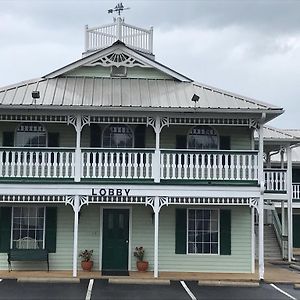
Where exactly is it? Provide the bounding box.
[81,260,93,272]
[136,260,149,272]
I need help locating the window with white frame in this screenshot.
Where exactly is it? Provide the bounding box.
[11,207,45,249]
[187,125,218,150]
[15,122,47,147]
[188,209,219,254]
[103,125,133,148]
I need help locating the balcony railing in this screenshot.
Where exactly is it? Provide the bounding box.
[293,183,300,200]
[264,169,287,192]
[160,150,258,181]
[0,148,74,179]
[0,148,260,184]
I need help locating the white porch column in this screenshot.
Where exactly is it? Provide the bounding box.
[258,123,265,280]
[251,207,255,273]
[281,201,285,235]
[153,196,160,278]
[72,195,80,277]
[74,115,82,182]
[153,116,161,183]
[286,145,293,262]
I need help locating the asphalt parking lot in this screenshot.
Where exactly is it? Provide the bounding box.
[0,279,299,300]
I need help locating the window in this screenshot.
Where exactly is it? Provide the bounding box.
[11,207,45,249]
[103,125,133,148]
[187,209,219,254]
[187,125,218,150]
[15,122,47,147]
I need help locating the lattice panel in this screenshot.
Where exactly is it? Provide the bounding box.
[89,116,147,124]
[169,118,251,126]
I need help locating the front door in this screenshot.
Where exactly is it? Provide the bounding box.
[102,209,129,272]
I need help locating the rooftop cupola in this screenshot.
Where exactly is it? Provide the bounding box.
[83,2,154,59]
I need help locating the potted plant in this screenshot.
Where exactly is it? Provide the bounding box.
[133,246,149,272]
[79,249,93,272]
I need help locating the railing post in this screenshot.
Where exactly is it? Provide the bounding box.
[84,25,89,52]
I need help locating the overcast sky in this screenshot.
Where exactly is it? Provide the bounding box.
[0,0,299,128]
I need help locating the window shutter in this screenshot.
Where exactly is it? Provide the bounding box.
[220,210,231,255]
[45,207,57,253]
[90,124,102,147]
[176,135,187,149]
[134,125,146,148]
[220,136,231,150]
[175,209,187,254]
[3,132,14,147]
[0,207,12,252]
[48,133,59,147]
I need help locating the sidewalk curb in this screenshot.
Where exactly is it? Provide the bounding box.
[290,264,300,271]
[198,280,259,287]
[17,277,80,283]
[109,278,170,285]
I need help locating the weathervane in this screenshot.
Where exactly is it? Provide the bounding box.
[108,2,130,16]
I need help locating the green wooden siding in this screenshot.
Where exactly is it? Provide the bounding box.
[0,205,251,273]
[158,206,251,273]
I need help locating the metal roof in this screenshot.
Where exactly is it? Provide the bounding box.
[260,126,300,143]
[0,77,283,114]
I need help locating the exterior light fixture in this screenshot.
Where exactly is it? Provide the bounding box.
[32,91,40,99]
[191,94,200,103]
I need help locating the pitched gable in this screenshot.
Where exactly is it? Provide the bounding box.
[45,41,191,82]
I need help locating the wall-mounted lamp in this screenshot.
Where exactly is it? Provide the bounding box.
[32,91,40,99]
[191,94,200,109]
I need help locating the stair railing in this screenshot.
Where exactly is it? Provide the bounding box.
[271,209,287,259]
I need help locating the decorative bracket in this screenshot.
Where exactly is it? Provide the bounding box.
[249,198,259,213]
[147,116,169,134]
[65,195,88,212]
[146,196,168,213]
[249,119,259,130]
[67,115,90,130]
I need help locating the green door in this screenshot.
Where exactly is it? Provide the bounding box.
[293,215,300,248]
[102,209,129,271]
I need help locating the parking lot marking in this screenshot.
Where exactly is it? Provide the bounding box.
[270,283,297,300]
[85,279,94,300]
[180,281,197,300]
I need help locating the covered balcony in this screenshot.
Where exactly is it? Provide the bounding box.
[0,147,259,185]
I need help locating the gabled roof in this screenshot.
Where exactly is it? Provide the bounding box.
[261,125,300,143]
[44,41,192,82]
[0,77,283,118]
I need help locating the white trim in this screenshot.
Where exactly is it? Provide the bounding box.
[100,206,132,272]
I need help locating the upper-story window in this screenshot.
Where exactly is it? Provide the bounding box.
[15,123,47,147]
[187,126,218,150]
[103,125,133,148]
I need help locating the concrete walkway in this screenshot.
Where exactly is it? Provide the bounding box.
[0,261,299,284]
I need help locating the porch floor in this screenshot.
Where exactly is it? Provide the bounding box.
[0,262,299,284]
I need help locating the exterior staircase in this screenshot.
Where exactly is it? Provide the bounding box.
[256,224,282,260]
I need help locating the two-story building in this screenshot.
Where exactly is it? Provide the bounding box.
[0,16,285,279]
